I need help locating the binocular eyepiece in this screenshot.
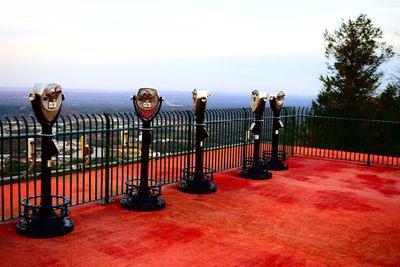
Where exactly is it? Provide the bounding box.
[44,85,62,97]
[29,83,65,125]
[251,90,268,114]
[192,89,210,117]
[132,87,162,122]
[270,91,285,114]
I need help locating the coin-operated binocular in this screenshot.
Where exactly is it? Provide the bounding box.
[16,83,74,238]
[120,88,166,211]
[240,90,272,179]
[264,91,288,170]
[179,89,217,194]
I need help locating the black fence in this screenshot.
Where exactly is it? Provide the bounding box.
[291,108,400,165]
[1,107,399,222]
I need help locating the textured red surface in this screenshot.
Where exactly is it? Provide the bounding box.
[0,156,399,266]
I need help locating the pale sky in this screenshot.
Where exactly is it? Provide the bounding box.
[0,0,399,95]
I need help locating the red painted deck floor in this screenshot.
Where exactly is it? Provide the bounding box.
[0,156,399,267]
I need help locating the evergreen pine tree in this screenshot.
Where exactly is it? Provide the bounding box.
[313,14,394,118]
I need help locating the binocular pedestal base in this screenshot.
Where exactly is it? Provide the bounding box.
[263,151,289,171]
[16,217,74,238]
[240,158,272,180]
[240,168,272,180]
[266,160,289,170]
[120,195,166,211]
[120,178,166,211]
[179,167,217,194]
[179,179,217,194]
[16,195,74,238]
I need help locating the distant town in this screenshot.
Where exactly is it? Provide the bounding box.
[0,87,313,117]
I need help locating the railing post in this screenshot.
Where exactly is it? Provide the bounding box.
[98,113,114,204]
[291,107,296,157]
[241,108,248,162]
[0,119,4,222]
[366,119,372,166]
[186,110,193,171]
[282,108,287,157]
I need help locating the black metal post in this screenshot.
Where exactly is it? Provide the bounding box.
[240,112,272,179]
[39,126,55,216]
[266,93,289,170]
[271,115,280,162]
[195,121,205,174]
[240,90,272,179]
[139,121,151,193]
[120,88,165,211]
[179,90,217,194]
[253,115,262,165]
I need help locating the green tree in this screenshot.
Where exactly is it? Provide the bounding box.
[313,14,394,118]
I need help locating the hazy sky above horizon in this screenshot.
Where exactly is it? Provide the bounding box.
[0,0,399,96]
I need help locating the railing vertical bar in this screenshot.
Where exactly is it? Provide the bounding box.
[5,120,12,219]
[15,117,22,218]
[104,113,111,203]
[173,111,179,181]
[170,112,175,183]
[93,114,99,200]
[186,111,192,181]
[0,119,4,221]
[86,114,92,201]
[135,116,140,183]
[123,113,130,188]
[6,117,13,219]
[174,111,180,181]
[21,117,29,212]
[169,112,174,182]
[211,110,217,171]
[59,116,66,201]
[149,116,155,182]
[80,114,86,203]
[99,114,105,199]
[120,113,125,195]
[158,114,162,181]
[55,118,60,201]
[128,113,135,187]
[110,114,115,197]
[73,114,80,204]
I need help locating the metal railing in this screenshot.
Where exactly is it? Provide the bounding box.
[290,108,400,166]
[0,107,399,222]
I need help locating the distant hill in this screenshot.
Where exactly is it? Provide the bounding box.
[0,87,314,116]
